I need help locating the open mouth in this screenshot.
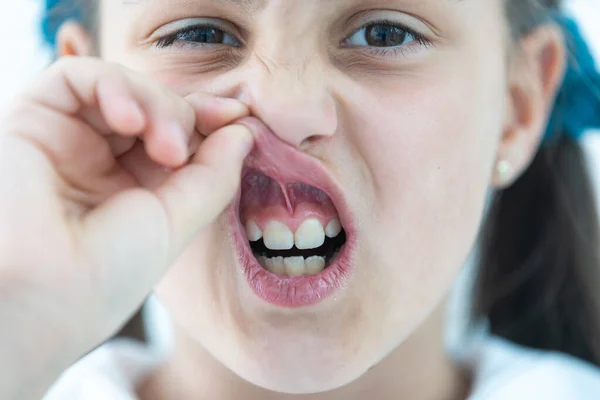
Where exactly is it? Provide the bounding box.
[240,170,347,277]
[230,117,355,307]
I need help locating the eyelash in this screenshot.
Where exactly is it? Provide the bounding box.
[154,19,432,58]
[156,23,241,49]
[344,19,433,58]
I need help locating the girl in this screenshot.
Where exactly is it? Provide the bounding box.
[1,0,600,398]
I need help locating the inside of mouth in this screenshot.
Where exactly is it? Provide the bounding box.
[249,230,346,265]
[240,170,347,276]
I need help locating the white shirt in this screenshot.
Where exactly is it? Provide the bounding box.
[44,299,600,400]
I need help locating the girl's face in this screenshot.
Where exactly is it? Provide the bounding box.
[94,0,534,394]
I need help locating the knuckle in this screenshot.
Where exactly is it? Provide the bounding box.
[52,57,128,87]
[97,63,130,87]
[184,91,210,105]
[1,98,40,134]
[50,55,99,77]
[180,99,197,131]
[51,55,79,72]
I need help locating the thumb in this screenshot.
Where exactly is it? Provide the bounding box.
[154,123,254,256]
[79,124,253,312]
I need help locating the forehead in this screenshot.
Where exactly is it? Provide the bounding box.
[116,0,469,12]
[103,0,492,38]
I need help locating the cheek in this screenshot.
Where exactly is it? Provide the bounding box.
[341,59,506,306]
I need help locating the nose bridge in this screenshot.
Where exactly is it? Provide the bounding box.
[244,54,338,148]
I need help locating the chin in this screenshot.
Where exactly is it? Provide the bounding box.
[225,330,373,394]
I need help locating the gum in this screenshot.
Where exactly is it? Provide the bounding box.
[240,171,339,232]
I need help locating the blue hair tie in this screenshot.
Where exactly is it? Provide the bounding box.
[41,0,82,47]
[545,16,600,142]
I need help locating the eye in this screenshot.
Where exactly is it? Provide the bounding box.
[156,24,241,48]
[346,22,421,48]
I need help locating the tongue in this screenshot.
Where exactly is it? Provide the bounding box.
[240,171,338,231]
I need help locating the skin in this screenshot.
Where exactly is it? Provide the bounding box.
[0,0,566,399]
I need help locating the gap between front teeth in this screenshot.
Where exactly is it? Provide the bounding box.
[246,218,342,250]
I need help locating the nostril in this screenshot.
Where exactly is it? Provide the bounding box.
[299,135,324,150]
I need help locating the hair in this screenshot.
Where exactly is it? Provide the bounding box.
[42,0,98,51]
[45,0,600,365]
[476,0,600,366]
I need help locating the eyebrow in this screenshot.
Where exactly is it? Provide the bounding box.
[216,0,264,13]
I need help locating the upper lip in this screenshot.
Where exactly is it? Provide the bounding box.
[237,116,353,230]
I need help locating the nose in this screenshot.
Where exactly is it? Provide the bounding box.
[241,61,338,149]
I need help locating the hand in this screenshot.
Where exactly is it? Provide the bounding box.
[0,56,253,399]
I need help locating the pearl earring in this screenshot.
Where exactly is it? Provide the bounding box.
[496,160,512,182]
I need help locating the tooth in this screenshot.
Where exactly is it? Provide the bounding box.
[305,256,326,275]
[265,256,285,275]
[263,221,294,250]
[284,256,306,277]
[246,220,263,242]
[294,219,325,250]
[257,256,267,268]
[325,219,342,238]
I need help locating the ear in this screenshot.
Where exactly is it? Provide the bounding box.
[493,24,567,188]
[56,21,93,57]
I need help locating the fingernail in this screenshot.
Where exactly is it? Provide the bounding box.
[235,126,254,157]
[126,99,146,130]
[170,122,189,158]
[214,96,242,107]
[171,122,188,145]
[214,97,249,115]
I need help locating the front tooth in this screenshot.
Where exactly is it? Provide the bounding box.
[295,219,325,250]
[284,256,305,277]
[246,220,263,242]
[325,219,342,238]
[305,256,326,274]
[265,256,285,275]
[263,221,294,250]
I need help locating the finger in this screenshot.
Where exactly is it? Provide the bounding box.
[108,135,137,157]
[185,93,250,136]
[24,57,194,168]
[95,76,146,135]
[154,124,254,255]
[96,70,195,168]
[118,141,171,191]
[79,108,137,157]
[26,58,146,136]
[187,131,202,157]
[79,124,253,304]
[8,100,137,205]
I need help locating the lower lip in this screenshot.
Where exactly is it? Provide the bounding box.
[229,205,355,308]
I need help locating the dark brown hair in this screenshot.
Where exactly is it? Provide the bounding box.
[47,0,600,365]
[474,0,600,366]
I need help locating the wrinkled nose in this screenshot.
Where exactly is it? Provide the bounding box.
[241,62,338,149]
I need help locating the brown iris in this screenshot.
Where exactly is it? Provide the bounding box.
[365,24,407,47]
